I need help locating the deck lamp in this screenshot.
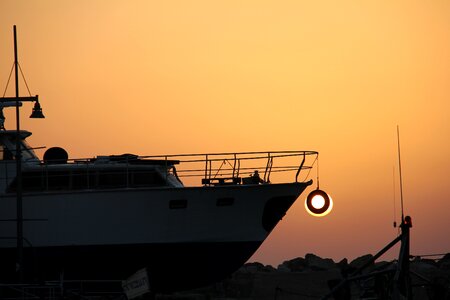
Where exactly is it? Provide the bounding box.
[30,99,45,118]
[0,96,44,123]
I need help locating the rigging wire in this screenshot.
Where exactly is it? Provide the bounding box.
[316,153,320,189]
[2,63,15,97]
[2,62,33,97]
[18,63,33,96]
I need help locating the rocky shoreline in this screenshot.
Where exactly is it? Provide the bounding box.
[159,253,450,300]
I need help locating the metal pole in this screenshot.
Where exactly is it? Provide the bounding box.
[394,217,412,299]
[13,25,24,282]
[397,125,405,221]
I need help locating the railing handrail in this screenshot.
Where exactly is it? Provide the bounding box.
[23,150,318,164]
[0,150,318,190]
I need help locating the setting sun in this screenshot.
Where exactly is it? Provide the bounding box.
[312,195,325,209]
[305,190,334,217]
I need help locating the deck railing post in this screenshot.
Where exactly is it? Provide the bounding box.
[263,152,270,182]
[232,153,237,178]
[295,152,306,183]
[165,156,168,185]
[86,162,90,189]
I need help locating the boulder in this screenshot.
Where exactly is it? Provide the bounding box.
[372,260,393,271]
[276,263,291,273]
[410,260,442,278]
[238,262,265,273]
[336,258,352,277]
[305,253,336,270]
[438,253,450,271]
[349,254,374,271]
[263,264,277,273]
[279,257,307,272]
[418,258,439,267]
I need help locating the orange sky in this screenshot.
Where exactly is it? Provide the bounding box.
[1,0,449,266]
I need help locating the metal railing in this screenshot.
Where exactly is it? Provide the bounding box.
[0,150,318,191]
[156,150,318,186]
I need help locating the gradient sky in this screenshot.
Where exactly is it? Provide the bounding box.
[1,0,449,267]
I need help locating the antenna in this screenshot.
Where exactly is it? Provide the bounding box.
[397,125,405,222]
[392,166,397,228]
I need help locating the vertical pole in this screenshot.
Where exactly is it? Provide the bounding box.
[397,125,404,221]
[393,217,412,299]
[204,154,208,184]
[13,25,24,282]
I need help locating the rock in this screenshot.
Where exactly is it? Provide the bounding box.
[410,259,450,300]
[305,253,336,270]
[426,276,450,300]
[278,257,307,272]
[420,258,439,267]
[276,264,290,273]
[438,253,450,271]
[372,260,393,271]
[263,264,277,272]
[251,269,342,300]
[160,252,450,300]
[239,262,265,273]
[349,254,374,271]
[336,258,352,277]
[410,260,442,277]
[336,258,348,270]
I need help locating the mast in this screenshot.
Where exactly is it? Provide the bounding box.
[13,24,24,283]
[0,25,43,282]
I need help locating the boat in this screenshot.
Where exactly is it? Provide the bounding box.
[0,129,318,292]
[0,26,325,295]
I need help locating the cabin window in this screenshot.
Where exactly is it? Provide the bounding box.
[8,170,71,192]
[71,170,96,190]
[131,170,165,187]
[20,140,38,161]
[216,197,234,206]
[7,167,168,193]
[22,171,45,191]
[46,171,71,190]
[97,170,127,188]
[169,199,187,209]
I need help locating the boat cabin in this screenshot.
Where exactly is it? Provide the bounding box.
[0,130,183,194]
[0,130,39,162]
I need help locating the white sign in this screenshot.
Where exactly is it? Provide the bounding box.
[122,268,151,299]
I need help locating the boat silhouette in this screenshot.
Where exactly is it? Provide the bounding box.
[0,26,320,294]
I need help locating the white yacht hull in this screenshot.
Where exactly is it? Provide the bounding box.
[0,182,311,292]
